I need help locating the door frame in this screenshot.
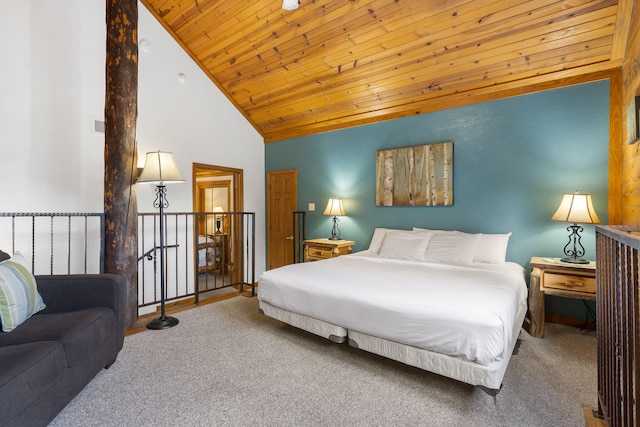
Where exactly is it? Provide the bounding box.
[192,163,244,282]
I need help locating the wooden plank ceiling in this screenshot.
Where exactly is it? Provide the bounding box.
[141,0,633,142]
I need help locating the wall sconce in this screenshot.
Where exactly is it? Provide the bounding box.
[323,197,346,240]
[551,191,600,264]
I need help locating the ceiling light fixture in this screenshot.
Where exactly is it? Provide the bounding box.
[282,0,299,10]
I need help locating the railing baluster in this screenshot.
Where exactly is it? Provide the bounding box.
[11,215,15,254]
[84,216,88,273]
[67,215,71,274]
[50,215,54,275]
[31,216,35,272]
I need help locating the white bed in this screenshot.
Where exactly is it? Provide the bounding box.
[257,228,527,392]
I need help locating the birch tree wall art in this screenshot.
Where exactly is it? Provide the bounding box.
[375,142,453,206]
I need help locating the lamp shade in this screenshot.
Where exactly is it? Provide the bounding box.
[137,151,185,185]
[323,198,346,217]
[282,0,298,10]
[551,192,600,224]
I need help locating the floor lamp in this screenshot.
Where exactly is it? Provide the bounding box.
[137,151,185,330]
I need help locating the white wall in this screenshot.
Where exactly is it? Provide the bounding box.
[0,0,266,274]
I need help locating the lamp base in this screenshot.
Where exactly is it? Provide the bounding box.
[146,315,179,330]
[560,256,590,265]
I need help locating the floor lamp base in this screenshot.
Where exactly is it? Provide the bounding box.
[146,315,179,330]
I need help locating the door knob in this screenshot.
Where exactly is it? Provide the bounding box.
[286,236,294,240]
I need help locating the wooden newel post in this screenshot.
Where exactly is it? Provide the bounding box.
[105,0,138,329]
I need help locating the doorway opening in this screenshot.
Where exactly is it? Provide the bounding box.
[193,163,244,300]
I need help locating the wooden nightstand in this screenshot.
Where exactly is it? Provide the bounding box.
[527,256,596,338]
[303,238,355,262]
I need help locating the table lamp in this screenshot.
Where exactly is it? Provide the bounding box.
[323,197,346,240]
[551,191,600,264]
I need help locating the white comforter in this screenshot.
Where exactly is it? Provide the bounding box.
[258,253,527,365]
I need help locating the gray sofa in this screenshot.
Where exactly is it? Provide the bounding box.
[0,274,126,427]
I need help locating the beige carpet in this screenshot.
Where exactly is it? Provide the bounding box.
[49,296,597,426]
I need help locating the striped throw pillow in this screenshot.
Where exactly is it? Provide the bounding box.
[0,252,46,332]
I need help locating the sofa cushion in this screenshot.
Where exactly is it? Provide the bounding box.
[0,253,46,332]
[0,308,115,368]
[0,341,66,423]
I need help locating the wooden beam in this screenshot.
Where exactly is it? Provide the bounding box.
[611,0,635,61]
[105,0,139,329]
[609,69,623,225]
[263,67,620,142]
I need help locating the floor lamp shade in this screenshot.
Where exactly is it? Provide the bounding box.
[137,151,184,330]
[137,151,185,185]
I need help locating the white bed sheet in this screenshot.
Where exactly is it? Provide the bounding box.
[258,252,527,365]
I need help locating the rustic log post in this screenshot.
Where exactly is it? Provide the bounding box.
[105,0,138,328]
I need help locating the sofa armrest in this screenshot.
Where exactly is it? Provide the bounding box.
[34,274,126,348]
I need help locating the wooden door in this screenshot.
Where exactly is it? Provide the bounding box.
[267,169,297,270]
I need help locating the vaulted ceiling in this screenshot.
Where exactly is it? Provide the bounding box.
[140,0,634,142]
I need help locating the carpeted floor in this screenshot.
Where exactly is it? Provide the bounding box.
[49,296,596,427]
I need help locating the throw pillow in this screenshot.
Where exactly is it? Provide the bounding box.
[0,252,46,332]
[0,249,9,262]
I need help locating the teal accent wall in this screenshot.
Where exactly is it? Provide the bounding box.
[265,80,609,318]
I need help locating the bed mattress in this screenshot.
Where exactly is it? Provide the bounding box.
[258,253,527,366]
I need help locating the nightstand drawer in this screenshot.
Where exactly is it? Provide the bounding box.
[544,273,596,293]
[303,239,355,262]
[308,247,333,259]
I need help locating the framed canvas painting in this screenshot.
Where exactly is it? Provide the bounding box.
[375,141,453,206]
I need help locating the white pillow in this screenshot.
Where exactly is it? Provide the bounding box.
[423,232,480,265]
[414,227,511,264]
[474,233,511,264]
[0,251,46,332]
[368,228,391,254]
[378,230,432,261]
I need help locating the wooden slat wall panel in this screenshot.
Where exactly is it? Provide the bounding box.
[141,0,628,142]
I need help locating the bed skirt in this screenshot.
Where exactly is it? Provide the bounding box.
[258,299,526,391]
[259,300,347,343]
